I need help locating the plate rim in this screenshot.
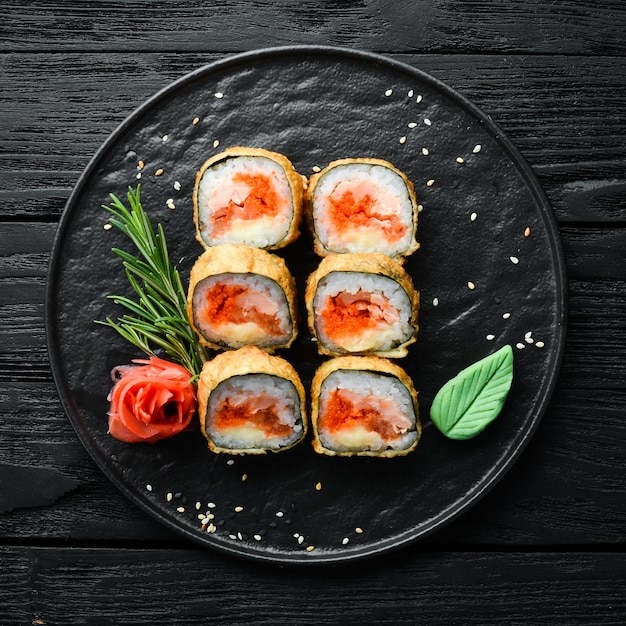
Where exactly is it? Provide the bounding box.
[45,45,568,564]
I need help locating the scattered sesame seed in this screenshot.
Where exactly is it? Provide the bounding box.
[200,515,209,523]
[342,537,349,545]
[166,198,175,210]
[355,527,363,534]
[207,523,216,533]
[525,332,534,344]
[166,492,173,502]
[535,341,545,348]
[426,179,435,186]
[486,334,495,341]
[215,92,224,99]
[315,482,322,491]
[162,134,169,142]
[470,212,477,221]
[207,502,216,509]
[254,534,262,541]
[312,165,321,172]
[468,281,475,289]
[503,312,511,319]
[408,89,414,97]
[228,534,237,540]
[306,545,315,552]
[234,506,243,513]
[227,459,235,465]
[146,484,152,492]
[510,256,520,264]
[195,501,201,510]
[385,89,393,96]
[422,147,429,156]
[524,227,531,237]
[416,95,423,103]
[103,223,112,230]
[399,136,407,144]
[424,118,432,126]
[241,473,248,481]
[176,506,185,513]
[456,156,465,164]
[237,532,243,541]
[213,139,220,148]
[433,297,439,306]
[516,343,526,349]
[192,117,200,125]
[417,204,424,212]
[276,511,284,517]
[473,144,482,153]
[298,536,305,544]
[173,180,181,191]
[137,160,145,170]
[136,172,142,180]
[408,122,418,129]
[155,168,164,177]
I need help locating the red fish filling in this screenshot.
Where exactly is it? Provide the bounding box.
[320,289,400,341]
[213,394,295,438]
[210,172,282,238]
[320,389,411,442]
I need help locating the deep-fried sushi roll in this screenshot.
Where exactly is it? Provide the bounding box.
[194,147,305,250]
[307,158,419,259]
[197,346,307,454]
[311,356,420,457]
[305,253,419,358]
[187,244,297,351]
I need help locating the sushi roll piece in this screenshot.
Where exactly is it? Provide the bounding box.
[187,243,297,351]
[194,146,305,250]
[198,346,307,454]
[307,157,419,259]
[311,356,420,457]
[305,253,419,358]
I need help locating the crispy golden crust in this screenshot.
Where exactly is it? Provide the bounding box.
[310,355,421,457]
[193,146,306,250]
[305,253,419,358]
[305,157,419,260]
[197,346,308,454]
[187,243,298,351]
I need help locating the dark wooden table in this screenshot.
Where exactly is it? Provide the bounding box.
[1,2,625,623]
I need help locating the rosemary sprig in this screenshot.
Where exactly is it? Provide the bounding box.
[97,185,209,376]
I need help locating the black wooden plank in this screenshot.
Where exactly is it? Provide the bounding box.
[1,0,624,56]
[0,53,624,222]
[1,547,624,625]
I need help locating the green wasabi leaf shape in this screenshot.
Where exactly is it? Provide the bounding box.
[430,345,514,440]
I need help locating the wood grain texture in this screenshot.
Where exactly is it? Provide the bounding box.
[1,547,624,625]
[1,0,624,55]
[0,53,624,222]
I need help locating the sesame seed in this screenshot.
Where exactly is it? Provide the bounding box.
[416,95,423,103]
[276,511,284,517]
[468,281,475,289]
[137,160,145,170]
[408,89,414,97]
[470,212,477,221]
[136,172,142,180]
[315,482,322,491]
[503,312,511,319]
[516,343,526,349]
[535,341,545,348]
[166,493,173,502]
[195,501,201,510]
[192,117,200,125]
[433,297,439,306]
[227,459,235,465]
[207,502,216,508]
[229,534,237,540]
[525,332,534,344]
[155,168,164,176]
[146,484,152,492]
[298,536,305,544]
[424,118,432,126]
[166,198,175,209]
[213,139,220,148]
[312,165,321,172]
[473,144,482,153]
[162,134,169,142]
[422,147,429,155]
[456,157,465,164]
[417,204,424,212]
[355,527,363,534]
[173,181,181,192]
[408,122,417,129]
[384,89,393,96]
[208,523,216,533]
[486,334,495,341]
[306,545,315,552]
[176,506,185,513]
[510,256,520,264]
[215,92,224,99]
[342,537,349,545]
[103,223,112,230]
[524,227,531,237]
[234,506,243,513]
[241,473,248,481]
[237,532,243,540]
[399,136,407,144]
[426,179,435,186]
[253,534,262,541]
[200,516,209,523]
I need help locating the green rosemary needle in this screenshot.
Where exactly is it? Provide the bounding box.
[97,185,209,376]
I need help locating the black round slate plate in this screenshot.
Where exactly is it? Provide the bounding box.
[46,46,567,564]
